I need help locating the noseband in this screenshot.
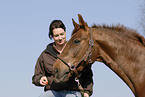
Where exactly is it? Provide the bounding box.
[57,28,94,77]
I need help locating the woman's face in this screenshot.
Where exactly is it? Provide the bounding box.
[52,28,66,46]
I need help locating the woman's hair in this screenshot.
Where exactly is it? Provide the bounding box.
[49,20,66,39]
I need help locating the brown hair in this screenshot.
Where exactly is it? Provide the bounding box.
[49,20,66,39]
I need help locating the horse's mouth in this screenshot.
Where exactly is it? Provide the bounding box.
[54,72,69,83]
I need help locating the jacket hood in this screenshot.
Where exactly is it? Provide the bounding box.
[44,42,60,58]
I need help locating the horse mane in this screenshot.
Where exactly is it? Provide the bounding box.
[92,24,145,46]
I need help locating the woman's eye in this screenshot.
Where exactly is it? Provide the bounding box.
[60,33,64,35]
[73,39,80,45]
[54,35,59,37]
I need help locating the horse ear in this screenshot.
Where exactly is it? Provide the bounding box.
[72,18,80,30]
[78,14,89,30]
[71,18,80,35]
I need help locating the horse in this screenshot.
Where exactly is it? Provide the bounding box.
[53,14,145,97]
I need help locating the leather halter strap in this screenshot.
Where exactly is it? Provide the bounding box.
[57,27,94,77]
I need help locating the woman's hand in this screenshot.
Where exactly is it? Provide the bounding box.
[40,76,48,86]
[84,93,89,97]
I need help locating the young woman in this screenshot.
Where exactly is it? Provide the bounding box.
[32,20,93,97]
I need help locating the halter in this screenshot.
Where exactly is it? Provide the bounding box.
[56,28,94,95]
[57,27,94,77]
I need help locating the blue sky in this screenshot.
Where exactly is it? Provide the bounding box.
[0,0,144,97]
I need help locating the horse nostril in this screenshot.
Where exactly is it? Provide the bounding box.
[53,68,59,78]
[54,68,58,74]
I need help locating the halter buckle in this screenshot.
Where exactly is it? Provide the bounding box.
[68,63,76,71]
[89,39,94,47]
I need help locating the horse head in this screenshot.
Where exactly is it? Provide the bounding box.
[53,14,98,83]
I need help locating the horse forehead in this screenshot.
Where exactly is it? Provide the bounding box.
[73,28,89,35]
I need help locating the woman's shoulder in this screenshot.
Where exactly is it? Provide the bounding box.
[38,42,54,55]
[43,42,58,58]
[47,42,54,46]
[45,42,54,52]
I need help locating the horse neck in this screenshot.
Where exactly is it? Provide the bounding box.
[93,28,137,95]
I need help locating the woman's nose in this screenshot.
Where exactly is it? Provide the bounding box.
[58,36,62,40]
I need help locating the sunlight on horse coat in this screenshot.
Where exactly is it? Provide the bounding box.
[53,14,145,97]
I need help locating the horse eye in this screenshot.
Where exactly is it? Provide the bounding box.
[73,39,80,45]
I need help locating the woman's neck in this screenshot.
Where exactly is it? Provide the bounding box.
[54,42,66,53]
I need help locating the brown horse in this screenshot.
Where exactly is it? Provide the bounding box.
[53,14,145,97]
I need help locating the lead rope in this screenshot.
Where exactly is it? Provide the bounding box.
[75,77,84,97]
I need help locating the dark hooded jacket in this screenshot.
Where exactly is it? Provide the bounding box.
[32,42,93,96]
